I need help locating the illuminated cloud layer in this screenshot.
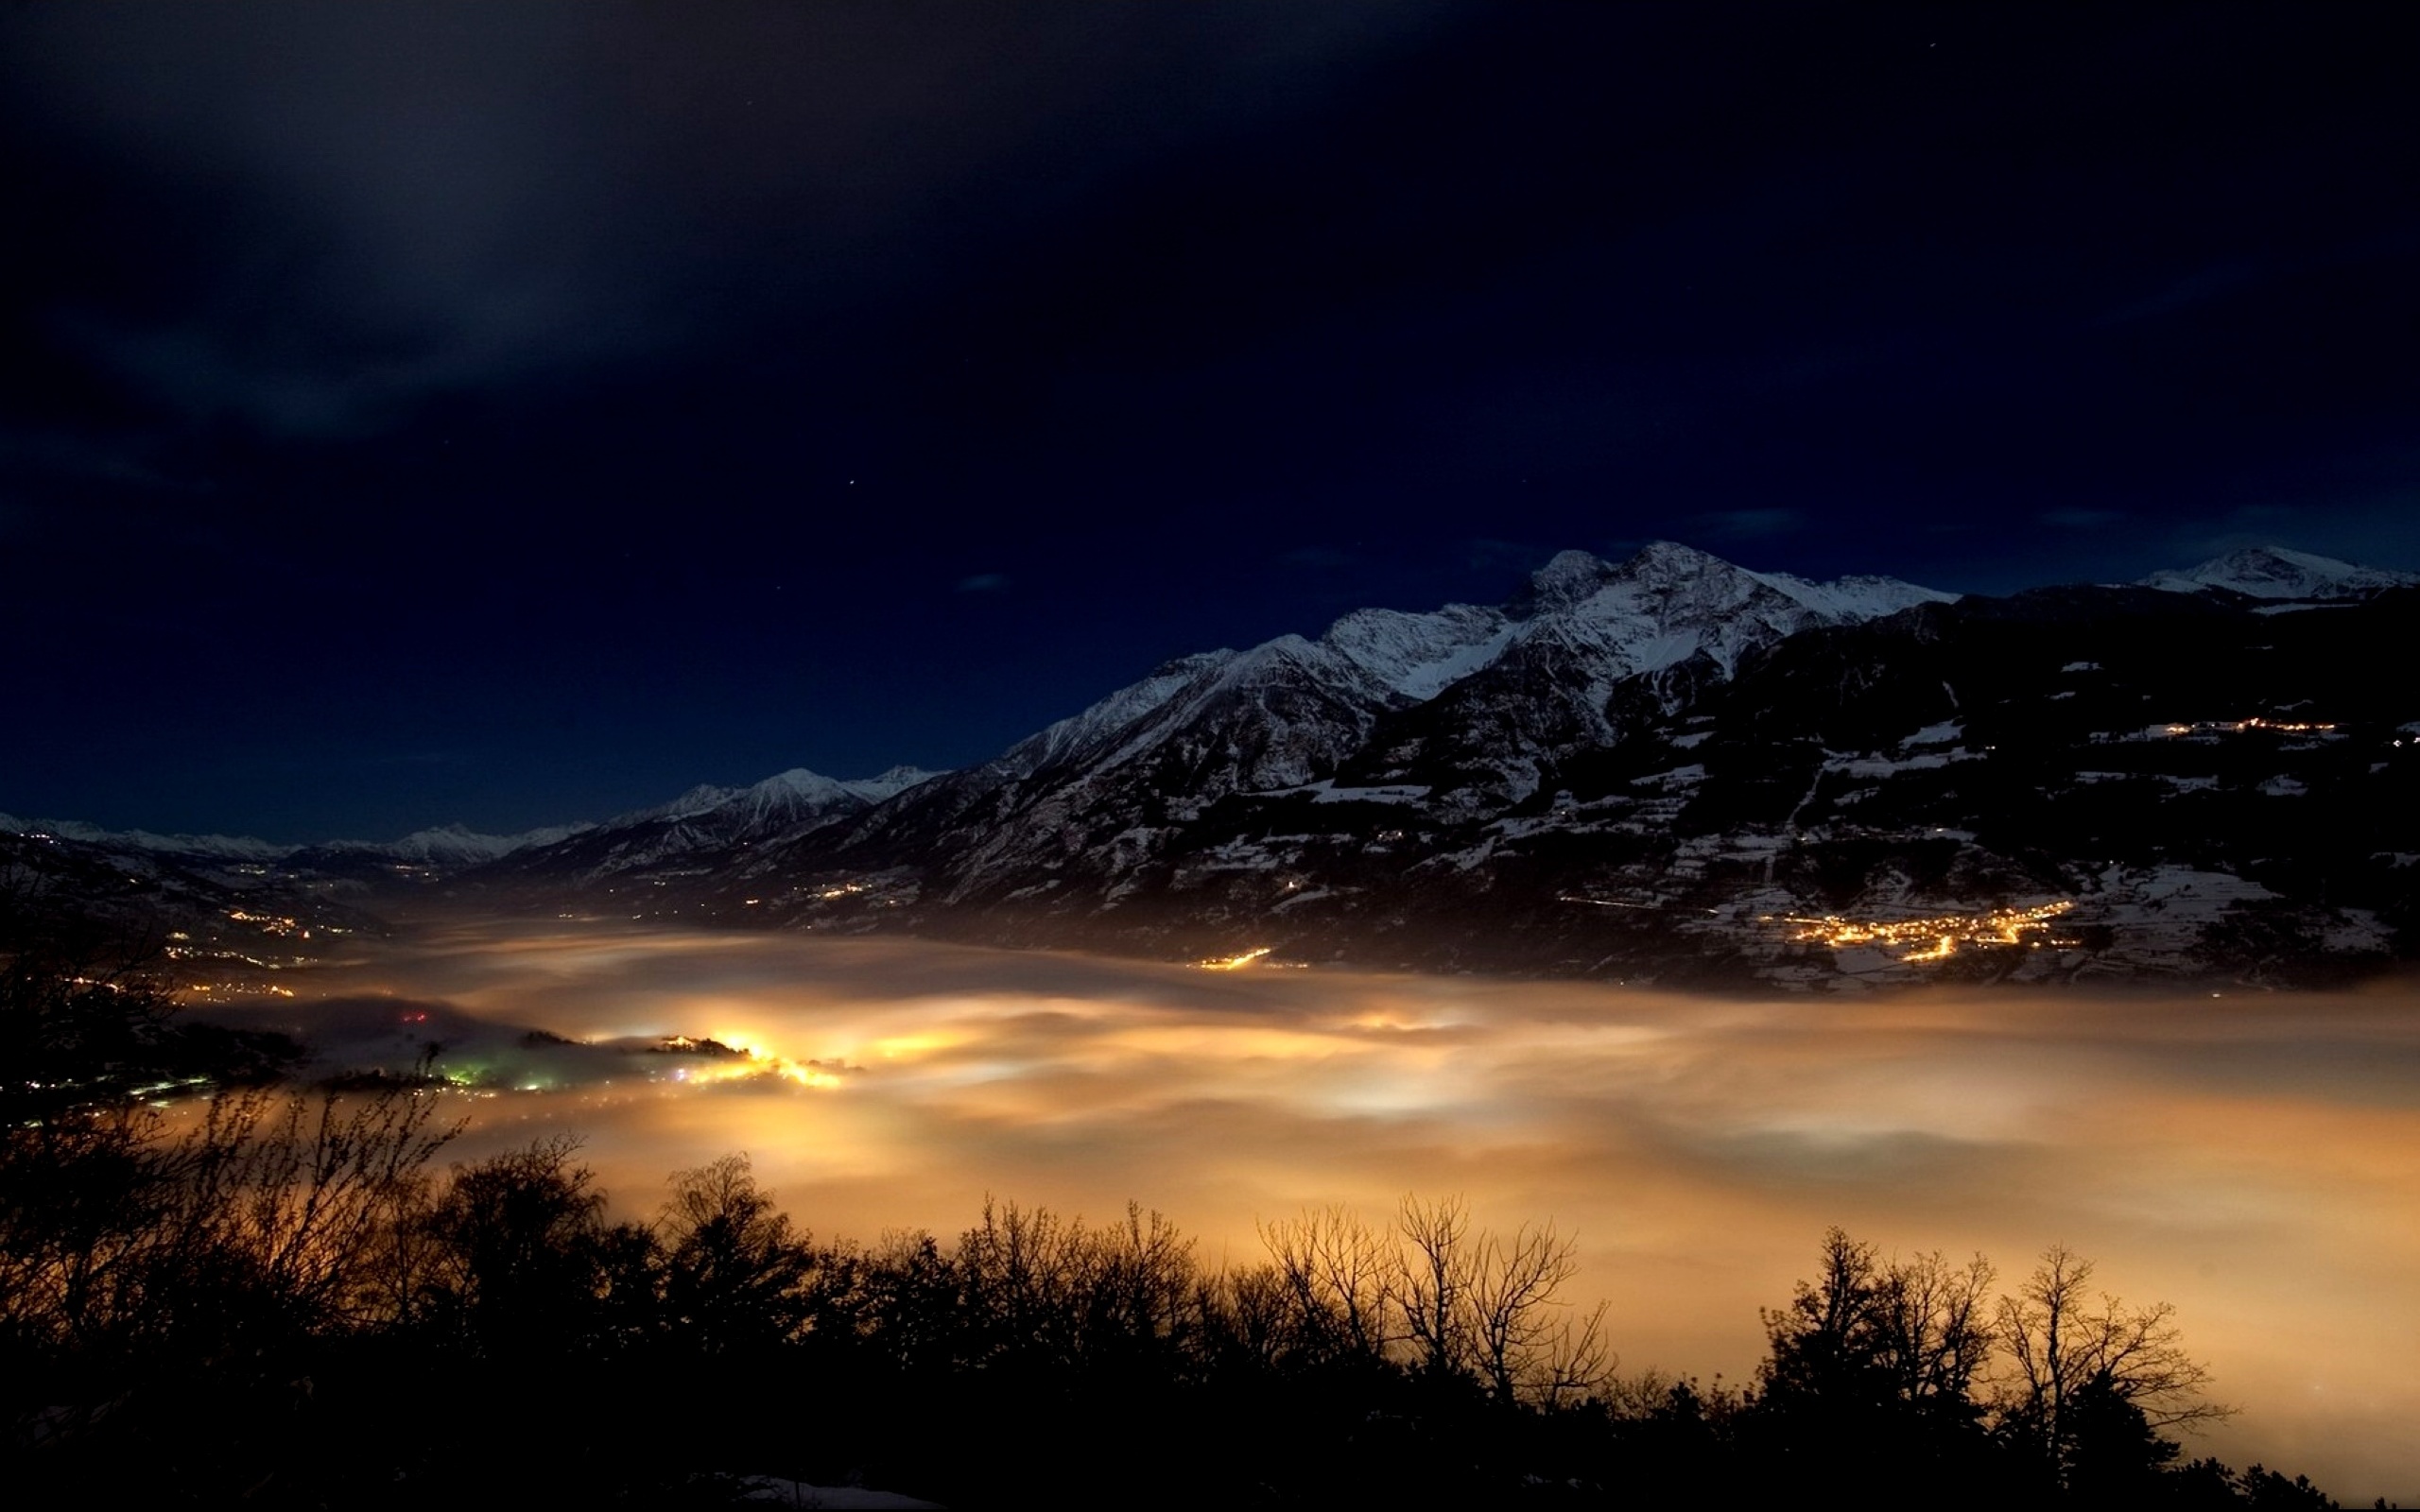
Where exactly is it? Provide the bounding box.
[233,925,2420,1502]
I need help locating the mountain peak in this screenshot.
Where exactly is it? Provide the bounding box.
[342,822,594,864]
[1512,549,1625,614]
[619,764,946,824]
[839,765,945,803]
[2142,546,2418,600]
[754,767,848,798]
[0,813,294,861]
[1626,539,1725,569]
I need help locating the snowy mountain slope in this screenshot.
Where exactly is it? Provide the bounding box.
[620,766,942,830]
[0,812,296,863]
[685,542,1962,915]
[0,811,589,869]
[1336,542,1955,801]
[805,610,1530,891]
[313,821,596,866]
[469,764,949,890]
[1533,541,1955,679]
[805,654,1247,872]
[0,818,395,970]
[1083,635,1401,787]
[17,540,2415,991]
[772,635,1416,910]
[839,765,947,804]
[2141,545,2419,600]
[995,652,1242,780]
[657,557,2416,990]
[826,542,1951,882]
[1319,601,1516,699]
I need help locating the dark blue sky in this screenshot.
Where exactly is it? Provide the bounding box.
[4,3,2415,841]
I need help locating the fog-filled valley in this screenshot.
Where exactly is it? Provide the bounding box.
[175,922,2420,1503]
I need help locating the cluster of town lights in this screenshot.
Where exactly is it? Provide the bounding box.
[1196,946,1274,971]
[182,982,297,998]
[651,1035,847,1088]
[2160,717,2336,736]
[227,907,307,936]
[1768,901,2078,963]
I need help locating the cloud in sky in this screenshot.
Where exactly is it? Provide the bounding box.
[4,3,1447,442]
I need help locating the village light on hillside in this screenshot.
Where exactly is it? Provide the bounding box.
[1197,946,1274,971]
[1766,901,2077,963]
[2161,717,2336,736]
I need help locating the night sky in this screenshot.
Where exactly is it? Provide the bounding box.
[5,3,2415,842]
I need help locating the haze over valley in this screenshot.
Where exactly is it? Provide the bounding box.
[170,919,2420,1503]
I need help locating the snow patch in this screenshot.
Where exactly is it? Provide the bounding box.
[839,765,946,802]
[1320,602,1515,701]
[1265,780,1432,805]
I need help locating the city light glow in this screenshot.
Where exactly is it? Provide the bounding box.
[2161,717,2339,736]
[1766,901,2077,961]
[1196,946,1274,971]
[180,922,2420,1502]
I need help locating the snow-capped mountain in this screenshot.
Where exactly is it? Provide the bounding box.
[1337,542,1957,803]
[565,539,2408,990]
[310,821,597,867]
[468,765,947,890]
[0,813,295,863]
[778,542,1957,913]
[0,811,608,958]
[623,765,942,828]
[12,541,2416,990]
[2141,545,2419,600]
[1321,601,1515,700]
[0,811,587,868]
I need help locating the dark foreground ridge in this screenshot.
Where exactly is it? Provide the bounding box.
[0,1120,2348,1510]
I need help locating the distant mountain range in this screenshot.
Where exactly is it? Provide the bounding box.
[8,543,2416,991]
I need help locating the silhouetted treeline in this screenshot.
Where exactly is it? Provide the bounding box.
[2,1101,2356,1506]
[0,912,2355,1508]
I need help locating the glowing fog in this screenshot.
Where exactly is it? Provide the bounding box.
[229,923,2420,1502]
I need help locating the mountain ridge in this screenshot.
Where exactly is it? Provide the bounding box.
[9,541,2414,992]
[2140,544,2420,599]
